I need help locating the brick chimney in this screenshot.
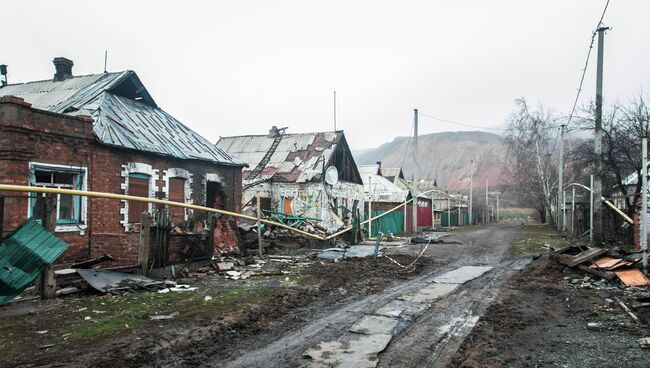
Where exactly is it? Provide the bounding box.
[53,57,74,81]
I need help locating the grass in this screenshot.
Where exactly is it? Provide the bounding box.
[0,284,281,362]
[512,224,572,256]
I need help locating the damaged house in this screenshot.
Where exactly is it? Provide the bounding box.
[0,58,246,267]
[358,164,409,237]
[216,127,364,232]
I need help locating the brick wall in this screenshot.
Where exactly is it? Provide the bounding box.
[0,97,93,261]
[0,96,243,266]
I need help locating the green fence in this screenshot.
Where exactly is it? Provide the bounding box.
[367,210,404,237]
[440,212,469,227]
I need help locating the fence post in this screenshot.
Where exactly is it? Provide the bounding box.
[139,212,151,275]
[40,193,57,299]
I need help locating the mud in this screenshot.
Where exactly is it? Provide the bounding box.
[6,255,437,368]
[449,255,650,368]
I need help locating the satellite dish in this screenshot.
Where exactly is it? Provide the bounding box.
[325,166,339,185]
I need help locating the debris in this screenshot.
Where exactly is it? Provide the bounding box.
[304,334,392,368]
[0,218,69,304]
[204,295,213,302]
[318,246,380,261]
[76,269,166,293]
[84,316,92,321]
[586,322,601,330]
[55,286,84,296]
[70,254,115,269]
[158,285,198,293]
[38,344,55,349]
[35,330,48,334]
[614,270,650,287]
[639,337,650,349]
[149,311,179,320]
[216,262,235,272]
[615,297,640,323]
[76,307,87,312]
[225,270,242,280]
[563,247,607,267]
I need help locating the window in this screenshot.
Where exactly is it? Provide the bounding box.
[127,173,151,224]
[29,163,87,229]
[168,177,186,223]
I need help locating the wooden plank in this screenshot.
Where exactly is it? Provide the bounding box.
[615,269,650,287]
[565,247,607,267]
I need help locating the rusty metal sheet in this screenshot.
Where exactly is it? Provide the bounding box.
[614,269,650,287]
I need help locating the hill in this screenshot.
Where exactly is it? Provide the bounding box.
[353,131,509,191]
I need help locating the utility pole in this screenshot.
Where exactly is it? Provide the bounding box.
[368,176,373,237]
[496,193,500,222]
[593,26,609,246]
[558,124,565,232]
[572,187,576,236]
[469,160,474,225]
[485,178,489,223]
[590,175,594,245]
[412,108,418,233]
[641,126,648,271]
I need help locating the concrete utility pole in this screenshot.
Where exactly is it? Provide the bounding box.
[485,178,489,223]
[572,187,576,235]
[641,128,648,270]
[558,124,565,232]
[590,174,594,245]
[368,176,373,237]
[469,160,474,225]
[496,193,500,222]
[412,108,418,233]
[593,26,609,246]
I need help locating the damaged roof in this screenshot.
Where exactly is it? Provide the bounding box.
[0,71,244,166]
[358,164,382,181]
[361,174,408,203]
[216,131,353,183]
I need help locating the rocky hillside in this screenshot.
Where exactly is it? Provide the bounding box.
[353,131,509,190]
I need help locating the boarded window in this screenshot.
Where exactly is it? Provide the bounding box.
[168,177,186,222]
[283,197,293,215]
[128,174,150,224]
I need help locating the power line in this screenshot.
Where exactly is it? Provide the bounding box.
[565,0,611,129]
[418,111,508,131]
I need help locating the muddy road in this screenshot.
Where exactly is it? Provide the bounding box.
[217,223,523,368]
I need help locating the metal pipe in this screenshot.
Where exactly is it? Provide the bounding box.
[563,182,633,224]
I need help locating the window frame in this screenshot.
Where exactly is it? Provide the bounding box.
[27,162,88,233]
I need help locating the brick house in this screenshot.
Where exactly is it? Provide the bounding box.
[0,58,245,267]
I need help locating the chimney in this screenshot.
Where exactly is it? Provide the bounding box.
[268,125,288,137]
[376,161,382,170]
[53,57,74,81]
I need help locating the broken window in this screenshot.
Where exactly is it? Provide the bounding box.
[29,163,86,227]
[128,173,150,224]
[168,177,186,223]
[206,181,225,209]
[283,196,293,215]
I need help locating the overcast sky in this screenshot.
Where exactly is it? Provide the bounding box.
[3,1,649,149]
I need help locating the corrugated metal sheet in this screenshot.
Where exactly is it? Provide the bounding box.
[363,174,408,203]
[0,219,69,304]
[358,165,381,181]
[216,132,341,183]
[0,71,245,166]
[93,93,244,165]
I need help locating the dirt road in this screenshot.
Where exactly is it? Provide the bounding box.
[218,223,524,368]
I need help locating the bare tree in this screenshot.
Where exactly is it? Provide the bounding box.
[573,95,650,217]
[504,98,559,223]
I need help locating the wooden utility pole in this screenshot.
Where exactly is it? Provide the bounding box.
[593,26,609,246]
[590,175,594,244]
[558,124,565,231]
[39,193,57,299]
[485,179,489,223]
[256,191,263,257]
[139,212,151,274]
[496,193,500,222]
[412,108,418,233]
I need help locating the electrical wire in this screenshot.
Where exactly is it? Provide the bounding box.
[564,0,611,129]
[418,111,508,131]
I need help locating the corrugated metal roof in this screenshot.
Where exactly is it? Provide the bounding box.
[0,219,69,304]
[362,174,408,203]
[0,71,244,166]
[93,93,244,165]
[216,132,342,183]
[358,165,381,181]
